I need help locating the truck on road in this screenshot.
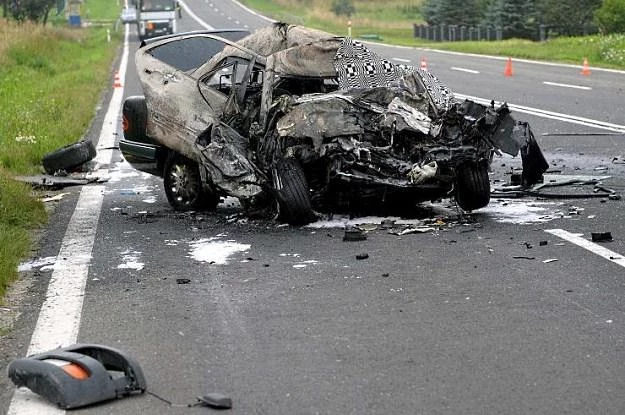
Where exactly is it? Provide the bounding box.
[135,0,177,41]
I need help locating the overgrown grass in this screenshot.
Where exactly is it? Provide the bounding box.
[0,16,122,299]
[241,0,625,70]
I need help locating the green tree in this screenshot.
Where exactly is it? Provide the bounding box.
[536,0,602,35]
[10,0,56,22]
[422,0,482,26]
[484,0,538,39]
[594,0,625,34]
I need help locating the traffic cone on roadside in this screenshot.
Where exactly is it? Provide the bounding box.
[113,72,122,88]
[581,57,591,76]
[504,57,513,77]
[420,56,428,71]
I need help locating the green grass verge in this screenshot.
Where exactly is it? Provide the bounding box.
[241,0,625,70]
[0,13,123,299]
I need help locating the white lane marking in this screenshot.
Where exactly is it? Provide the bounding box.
[456,93,625,134]
[7,24,131,415]
[178,0,213,29]
[392,57,411,63]
[543,81,592,90]
[228,0,275,23]
[417,47,625,75]
[545,229,625,268]
[451,66,480,74]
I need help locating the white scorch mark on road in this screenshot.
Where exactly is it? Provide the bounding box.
[117,250,145,270]
[188,237,251,264]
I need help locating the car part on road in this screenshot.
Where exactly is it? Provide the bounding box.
[163,153,219,211]
[7,344,146,409]
[591,232,613,242]
[41,139,96,175]
[343,228,367,241]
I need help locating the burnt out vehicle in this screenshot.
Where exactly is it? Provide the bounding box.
[121,23,548,224]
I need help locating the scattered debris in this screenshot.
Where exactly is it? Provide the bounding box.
[539,240,548,246]
[591,232,613,242]
[39,192,70,202]
[41,139,97,175]
[8,344,146,409]
[513,256,535,260]
[15,173,107,189]
[388,226,436,235]
[194,393,233,409]
[356,253,369,260]
[343,228,367,242]
[543,258,558,263]
[176,278,191,284]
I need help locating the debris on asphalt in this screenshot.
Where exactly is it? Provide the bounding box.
[513,256,535,260]
[543,258,558,263]
[176,278,191,284]
[15,173,108,189]
[39,192,70,202]
[8,344,146,409]
[591,232,613,242]
[193,393,233,409]
[343,228,367,241]
[388,226,436,235]
[539,240,548,246]
[356,253,369,260]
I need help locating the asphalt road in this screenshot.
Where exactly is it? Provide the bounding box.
[2,2,625,414]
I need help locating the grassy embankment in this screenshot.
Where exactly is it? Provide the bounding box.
[241,0,625,69]
[0,7,122,298]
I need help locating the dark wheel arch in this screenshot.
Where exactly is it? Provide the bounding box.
[42,139,96,175]
[163,152,219,211]
[273,158,316,225]
[454,161,491,211]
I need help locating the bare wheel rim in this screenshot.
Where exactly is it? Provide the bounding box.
[167,162,200,206]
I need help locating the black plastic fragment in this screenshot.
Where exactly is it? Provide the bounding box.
[356,253,369,260]
[343,228,367,242]
[591,232,613,242]
[196,392,233,409]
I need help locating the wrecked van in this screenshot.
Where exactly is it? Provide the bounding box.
[121,23,548,224]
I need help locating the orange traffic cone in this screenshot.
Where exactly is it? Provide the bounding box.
[580,57,591,76]
[420,56,428,71]
[504,57,513,77]
[113,72,122,88]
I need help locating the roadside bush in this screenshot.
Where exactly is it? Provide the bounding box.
[594,0,625,34]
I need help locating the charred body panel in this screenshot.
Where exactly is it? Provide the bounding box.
[122,24,548,223]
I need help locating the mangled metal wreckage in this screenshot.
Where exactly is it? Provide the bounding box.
[124,23,548,224]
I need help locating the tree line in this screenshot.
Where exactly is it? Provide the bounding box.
[421,0,625,37]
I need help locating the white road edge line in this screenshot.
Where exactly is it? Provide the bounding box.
[543,81,592,91]
[456,93,625,134]
[545,229,625,268]
[178,0,214,29]
[392,57,411,63]
[451,66,480,74]
[7,24,130,415]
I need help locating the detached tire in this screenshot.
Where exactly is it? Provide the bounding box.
[163,153,219,211]
[42,139,97,175]
[455,162,490,211]
[273,158,315,225]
